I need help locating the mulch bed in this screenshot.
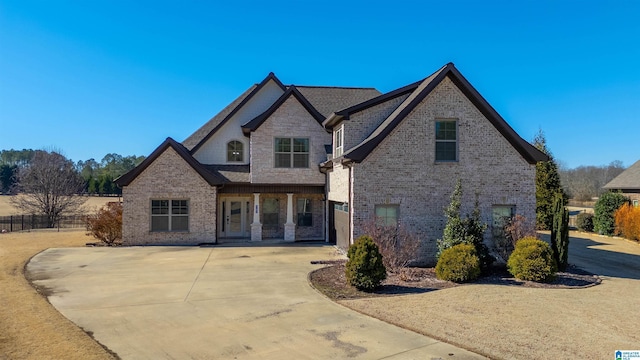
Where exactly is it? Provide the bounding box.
[309,260,601,300]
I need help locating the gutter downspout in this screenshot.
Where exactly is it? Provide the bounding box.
[348,162,354,246]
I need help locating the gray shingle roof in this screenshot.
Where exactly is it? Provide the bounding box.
[603,160,640,190]
[204,165,250,183]
[182,85,257,150]
[295,86,381,118]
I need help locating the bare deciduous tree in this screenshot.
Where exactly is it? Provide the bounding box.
[361,218,421,274]
[10,150,87,227]
[559,161,626,201]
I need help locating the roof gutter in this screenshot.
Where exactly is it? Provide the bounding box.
[322,113,344,130]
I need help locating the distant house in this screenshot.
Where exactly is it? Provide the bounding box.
[115,63,547,265]
[603,160,640,207]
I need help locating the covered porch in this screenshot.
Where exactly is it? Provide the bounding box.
[217,184,326,243]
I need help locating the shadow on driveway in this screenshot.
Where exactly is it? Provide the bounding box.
[540,232,640,280]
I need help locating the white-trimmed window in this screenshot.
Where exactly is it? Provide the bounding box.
[334,126,343,157]
[633,199,639,208]
[275,138,309,168]
[375,204,399,226]
[297,198,312,226]
[227,140,243,162]
[151,200,189,232]
[435,120,457,161]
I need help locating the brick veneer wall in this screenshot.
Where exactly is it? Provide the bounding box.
[350,77,536,265]
[341,94,409,152]
[327,163,349,203]
[122,147,217,245]
[250,96,330,185]
[294,194,324,240]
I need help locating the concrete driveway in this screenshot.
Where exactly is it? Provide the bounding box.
[540,231,640,279]
[27,244,485,359]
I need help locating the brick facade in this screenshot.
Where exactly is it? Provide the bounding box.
[119,66,541,254]
[250,96,330,185]
[343,77,536,265]
[122,147,217,245]
[327,163,349,203]
[341,94,409,151]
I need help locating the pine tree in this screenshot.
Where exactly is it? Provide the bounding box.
[437,180,465,257]
[533,129,565,230]
[437,181,492,271]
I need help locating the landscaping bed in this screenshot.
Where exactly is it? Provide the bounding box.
[309,260,601,301]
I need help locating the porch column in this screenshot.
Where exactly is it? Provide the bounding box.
[284,193,295,242]
[251,193,262,242]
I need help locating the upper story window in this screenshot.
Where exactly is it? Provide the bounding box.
[435,120,457,162]
[151,199,189,232]
[275,138,309,168]
[227,140,243,162]
[334,126,343,157]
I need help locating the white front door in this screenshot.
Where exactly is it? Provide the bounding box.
[221,198,251,237]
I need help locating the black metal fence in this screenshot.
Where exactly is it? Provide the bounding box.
[0,214,87,232]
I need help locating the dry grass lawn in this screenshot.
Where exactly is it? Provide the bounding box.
[340,267,640,359]
[0,229,115,360]
[0,195,118,216]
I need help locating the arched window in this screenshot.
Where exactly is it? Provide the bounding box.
[227,140,243,162]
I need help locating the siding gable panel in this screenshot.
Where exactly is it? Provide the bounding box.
[192,80,285,164]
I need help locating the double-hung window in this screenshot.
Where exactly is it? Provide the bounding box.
[297,198,312,226]
[151,200,189,232]
[435,120,457,161]
[275,138,309,168]
[334,126,343,157]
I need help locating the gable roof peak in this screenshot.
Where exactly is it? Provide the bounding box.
[186,72,287,153]
[115,137,225,187]
[341,63,548,165]
[241,86,325,134]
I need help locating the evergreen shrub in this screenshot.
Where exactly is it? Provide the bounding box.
[435,243,481,283]
[507,237,557,282]
[576,213,594,232]
[594,191,629,235]
[345,235,386,291]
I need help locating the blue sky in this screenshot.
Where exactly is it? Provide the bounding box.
[1,0,639,168]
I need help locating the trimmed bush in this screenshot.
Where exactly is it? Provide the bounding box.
[576,213,594,232]
[435,243,481,283]
[507,237,557,282]
[345,235,386,291]
[594,191,629,235]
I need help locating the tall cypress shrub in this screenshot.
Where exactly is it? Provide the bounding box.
[550,192,570,271]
